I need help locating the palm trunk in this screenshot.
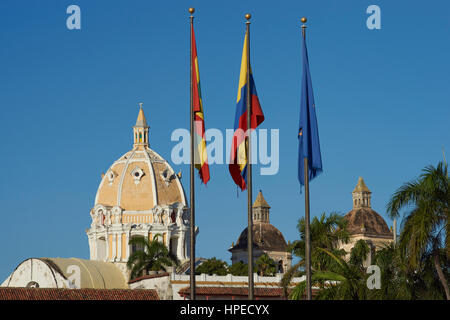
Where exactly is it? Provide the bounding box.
[446,219,450,260]
[433,251,450,300]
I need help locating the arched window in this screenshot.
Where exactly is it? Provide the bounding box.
[278,260,284,273]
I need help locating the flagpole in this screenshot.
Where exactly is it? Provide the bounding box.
[189,7,196,301]
[301,16,312,301]
[245,13,254,300]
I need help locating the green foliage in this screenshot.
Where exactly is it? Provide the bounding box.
[349,239,370,266]
[195,257,228,276]
[289,212,350,271]
[282,212,350,298]
[126,234,179,280]
[289,245,371,300]
[285,162,450,300]
[255,254,277,276]
[387,161,449,299]
[228,261,249,276]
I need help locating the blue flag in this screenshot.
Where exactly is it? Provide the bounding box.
[298,34,322,186]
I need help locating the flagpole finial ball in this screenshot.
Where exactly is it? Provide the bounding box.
[301,17,307,23]
[189,8,195,14]
[245,13,251,20]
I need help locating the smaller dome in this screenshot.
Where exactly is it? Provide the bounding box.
[229,223,288,252]
[344,208,392,237]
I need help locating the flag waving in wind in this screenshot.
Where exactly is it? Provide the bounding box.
[298,32,322,185]
[191,23,210,184]
[229,30,265,190]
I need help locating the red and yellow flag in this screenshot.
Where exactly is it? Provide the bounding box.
[191,23,210,184]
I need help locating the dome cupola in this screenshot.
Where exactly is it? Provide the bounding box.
[352,177,372,209]
[252,190,270,223]
[133,103,149,148]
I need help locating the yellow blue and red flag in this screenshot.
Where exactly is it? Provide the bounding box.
[191,23,210,184]
[229,30,264,190]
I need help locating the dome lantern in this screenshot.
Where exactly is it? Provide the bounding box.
[352,177,372,209]
[252,190,271,223]
[133,103,149,148]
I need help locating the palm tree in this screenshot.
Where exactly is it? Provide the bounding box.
[368,243,411,300]
[126,234,179,280]
[369,242,448,300]
[281,212,350,297]
[255,254,277,276]
[290,244,370,300]
[387,161,450,299]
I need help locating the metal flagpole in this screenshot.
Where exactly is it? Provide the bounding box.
[301,17,312,301]
[189,7,196,301]
[245,13,254,301]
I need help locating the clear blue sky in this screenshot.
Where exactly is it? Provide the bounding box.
[0,0,449,281]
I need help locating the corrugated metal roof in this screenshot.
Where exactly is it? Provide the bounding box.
[40,258,128,289]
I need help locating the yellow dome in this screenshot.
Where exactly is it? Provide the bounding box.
[95,148,186,211]
[94,107,186,211]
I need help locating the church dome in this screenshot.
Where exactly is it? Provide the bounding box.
[230,223,288,252]
[94,107,186,212]
[344,177,393,238]
[344,208,392,237]
[229,191,288,253]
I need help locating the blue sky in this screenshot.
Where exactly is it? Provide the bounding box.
[0,0,449,280]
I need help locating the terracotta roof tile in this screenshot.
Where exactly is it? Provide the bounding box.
[0,288,159,300]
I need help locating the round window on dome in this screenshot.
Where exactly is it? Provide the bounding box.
[131,167,145,185]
